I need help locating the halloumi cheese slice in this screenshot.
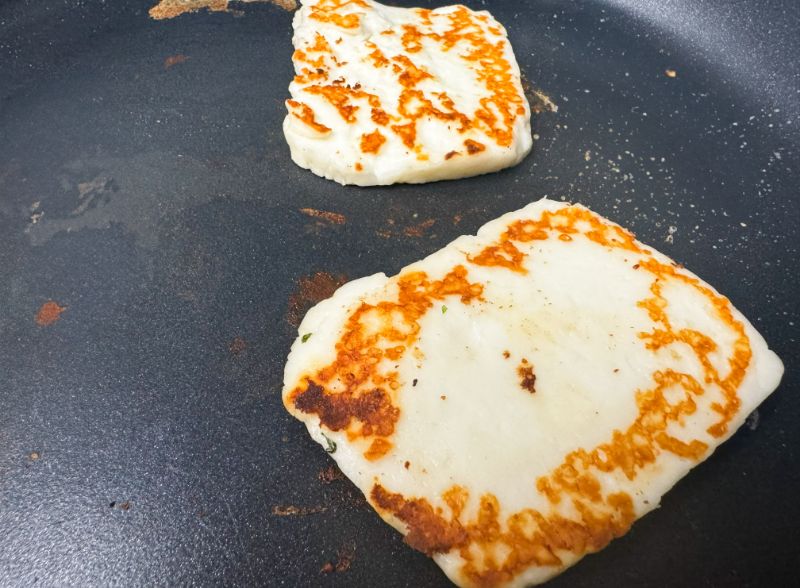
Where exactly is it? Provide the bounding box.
[282,199,783,587]
[283,0,532,186]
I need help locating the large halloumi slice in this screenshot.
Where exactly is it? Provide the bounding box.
[283,0,532,186]
[282,199,783,587]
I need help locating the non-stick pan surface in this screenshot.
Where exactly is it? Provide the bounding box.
[1,1,798,586]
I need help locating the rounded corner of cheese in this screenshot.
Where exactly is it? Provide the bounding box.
[281,196,784,587]
[282,0,533,186]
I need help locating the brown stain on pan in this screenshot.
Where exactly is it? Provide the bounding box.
[164,54,189,69]
[287,101,333,134]
[359,205,752,584]
[35,301,66,326]
[287,266,484,456]
[517,359,536,394]
[520,72,558,114]
[371,484,468,556]
[228,336,247,355]
[299,207,346,225]
[291,3,528,150]
[402,218,435,238]
[271,504,327,516]
[287,271,348,328]
[149,0,296,20]
[286,203,754,583]
[320,542,356,574]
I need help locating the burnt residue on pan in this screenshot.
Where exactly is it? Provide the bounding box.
[271,504,327,516]
[320,542,356,574]
[109,500,133,511]
[149,0,296,20]
[0,0,797,586]
[35,300,66,326]
[228,336,247,355]
[72,176,117,216]
[318,464,344,484]
[286,272,348,328]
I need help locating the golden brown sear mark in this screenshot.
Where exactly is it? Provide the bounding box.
[318,464,344,484]
[364,437,393,461]
[271,504,327,516]
[360,129,387,154]
[372,481,635,586]
[464,139,486,155]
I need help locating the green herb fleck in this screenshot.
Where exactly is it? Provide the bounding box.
[442,305,448,314]
[301,333,312,343]
[322,434,337,454]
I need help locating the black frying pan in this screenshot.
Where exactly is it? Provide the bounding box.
[1,1,798,585]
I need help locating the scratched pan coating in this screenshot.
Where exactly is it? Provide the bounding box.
[0,0,798,586]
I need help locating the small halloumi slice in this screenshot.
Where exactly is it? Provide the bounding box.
[283,0,532,186]
[282,199,783,587]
